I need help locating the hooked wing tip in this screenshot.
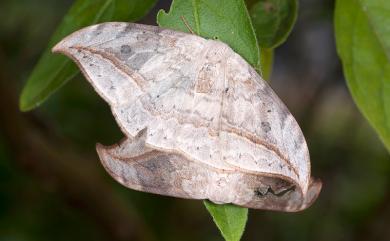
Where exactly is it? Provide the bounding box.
[300,177,322,211]
[51,27,84,54]
[52,30,77,55]
[51,38,70,55]
[52,42,63,53]
[52,32,72,53]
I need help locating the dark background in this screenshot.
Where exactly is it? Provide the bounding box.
[0,0,389,241]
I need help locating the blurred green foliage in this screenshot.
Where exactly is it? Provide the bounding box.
[250,0,298,49]
[204,201,248,241]
[1,0,390,241]
[335,0,390,152]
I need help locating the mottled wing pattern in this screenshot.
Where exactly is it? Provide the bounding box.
[97,131,321,211]
[220,49,311,193]
[53,22,321,211]
[53,22,231,170]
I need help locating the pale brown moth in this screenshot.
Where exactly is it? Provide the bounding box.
[53,22,321,212]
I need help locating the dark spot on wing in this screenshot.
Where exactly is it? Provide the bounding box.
[261,121,271,133]
[113,45,135,61]
[121,45,132,54]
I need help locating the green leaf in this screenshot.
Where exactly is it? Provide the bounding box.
[19,0,157,111]
[249,0,298,49]
[157,0,260,70]
[248,0,298,80]
[157,1,256,240]
[204,201,248,241]
[335,0,390,151]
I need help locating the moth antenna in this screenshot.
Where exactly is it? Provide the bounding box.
[180,16,195,35]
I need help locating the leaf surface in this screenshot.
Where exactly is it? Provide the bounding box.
[20,0,156,111]
[157,0,260,70]
[204,201,248,241]
[335,0,390,151]
[249,0,298,48]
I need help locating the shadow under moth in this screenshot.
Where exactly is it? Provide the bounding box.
[53,22,321,212]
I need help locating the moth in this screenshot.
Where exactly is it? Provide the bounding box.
[53,22,321,212]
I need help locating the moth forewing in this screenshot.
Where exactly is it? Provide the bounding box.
[52,22,321,211]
